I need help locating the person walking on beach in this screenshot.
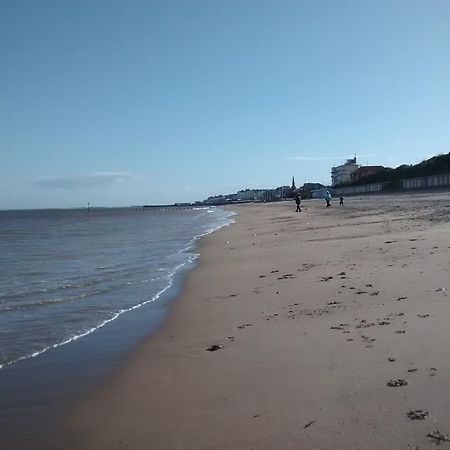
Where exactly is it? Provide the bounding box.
[295,193,302,212]
[325,190,332,208]
[339,196,344,207]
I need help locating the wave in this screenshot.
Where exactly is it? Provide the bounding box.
[0,266,179,370]
[0,208,236,370]
[0,287,118,312]
[0,267,157,304]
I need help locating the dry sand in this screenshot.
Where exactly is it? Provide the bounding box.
[63,193,450,450]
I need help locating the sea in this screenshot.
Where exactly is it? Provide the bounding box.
[0,206,234,447]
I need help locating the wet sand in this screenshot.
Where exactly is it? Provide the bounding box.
[63,193,450,449]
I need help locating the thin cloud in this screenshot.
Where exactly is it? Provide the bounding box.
[34,172,133,189]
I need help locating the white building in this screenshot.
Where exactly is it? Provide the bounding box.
[331,157,360,186]
[237,189,258,202]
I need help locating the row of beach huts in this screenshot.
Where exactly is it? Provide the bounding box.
[312,173,450,198]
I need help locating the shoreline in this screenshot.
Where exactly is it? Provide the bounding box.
[0,206,233,372]
[0,207,234,450]
[14,193,450,449]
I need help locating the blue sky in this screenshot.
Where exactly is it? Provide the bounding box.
[1,0,450,208]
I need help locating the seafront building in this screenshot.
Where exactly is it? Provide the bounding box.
[201,153,450,205]
[203,177,304,205]
[331,157,360,186]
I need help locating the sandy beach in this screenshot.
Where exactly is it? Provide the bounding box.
[61,193,450,450]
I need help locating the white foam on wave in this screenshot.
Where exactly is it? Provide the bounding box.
[0,268,178,370]
[192,206,216,211]
[172,209,235,257]
[0,207,237,371]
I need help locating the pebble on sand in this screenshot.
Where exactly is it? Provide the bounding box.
[206,345,222,352]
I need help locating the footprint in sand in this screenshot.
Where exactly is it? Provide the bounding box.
[407,409,429,420]
[278,273,296,280]
[427,430,450,444]
[330,324,348,331]
[237,323,253,329]
[320,276,333,282]
[355,320,375,329]
[264,313,279,321]
[377,320,391,326]
[387,379,408,387]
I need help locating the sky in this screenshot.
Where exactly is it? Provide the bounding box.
[1,0,450,209]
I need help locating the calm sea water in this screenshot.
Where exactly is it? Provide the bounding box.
[0,206,234,369]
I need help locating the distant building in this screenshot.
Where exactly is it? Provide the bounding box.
[331,157,360,186]
[202,177,301,205]
[350,166,384,181]
[205,195,226,204]
[236,189,257,202]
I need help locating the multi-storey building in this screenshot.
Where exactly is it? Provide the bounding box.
[331,157,360,186]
